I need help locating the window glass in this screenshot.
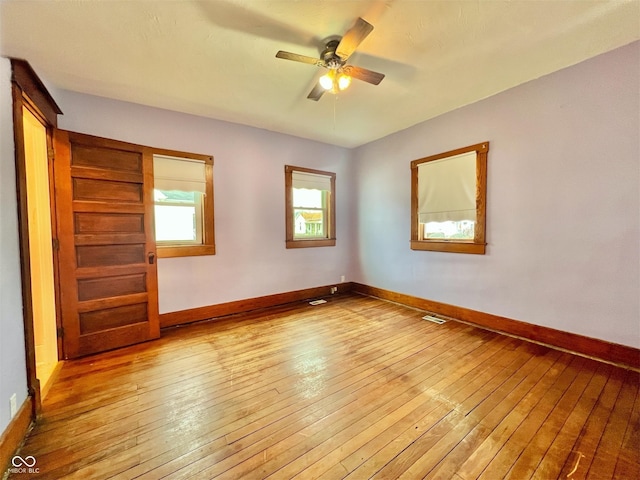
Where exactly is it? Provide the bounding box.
[411,142,488,254]
[153,152,215,257]
[293,185,327,239]
[154,190,202,243]
[423,220,475,240]
[417,150,477,241]
[285,166,336,248]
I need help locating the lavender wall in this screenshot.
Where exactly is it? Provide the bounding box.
[55,92,353,314]
[352,41,640,348]
[49,40,640,347]
[0,57,28,433]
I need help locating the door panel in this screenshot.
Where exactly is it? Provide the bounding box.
[80,304,148,334]
[76,244,146,267]
[53,129,159,358]
[73,177,143,202]
[75,212,145,233]
[72,145,142,171]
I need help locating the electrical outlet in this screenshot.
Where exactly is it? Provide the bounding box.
[340,275,345,282]
[10,393,17,418]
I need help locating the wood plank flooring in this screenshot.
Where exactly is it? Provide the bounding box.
[7,293,639,479]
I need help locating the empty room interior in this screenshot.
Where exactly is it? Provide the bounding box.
[0,1,639,479]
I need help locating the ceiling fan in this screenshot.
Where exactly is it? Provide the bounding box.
[275,17,385,101]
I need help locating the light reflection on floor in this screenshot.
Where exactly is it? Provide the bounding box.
[290,325,330,400]
[294,354,328,399]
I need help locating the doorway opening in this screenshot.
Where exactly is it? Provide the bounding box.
[22,105,59,397]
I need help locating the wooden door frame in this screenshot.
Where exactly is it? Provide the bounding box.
[10,59,63,417]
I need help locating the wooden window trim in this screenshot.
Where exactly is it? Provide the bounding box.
[410,142,488,254]
[285,165,336,248]
[152,147,215,258]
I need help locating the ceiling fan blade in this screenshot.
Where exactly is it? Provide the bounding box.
[342,65,385,85]
[335,17,374,61]
[307,83,326,101]
[276,51,324,67]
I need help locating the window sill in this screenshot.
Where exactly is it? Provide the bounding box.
[286,238,336,249]
[157,244,216,258]
[410,240,486,254]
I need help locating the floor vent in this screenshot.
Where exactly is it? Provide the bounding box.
[422,314,446,324]
[309,299,327,305]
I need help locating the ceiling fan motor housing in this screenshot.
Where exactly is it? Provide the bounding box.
[322,40,344,69]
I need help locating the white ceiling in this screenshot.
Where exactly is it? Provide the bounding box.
[1,0,638,148]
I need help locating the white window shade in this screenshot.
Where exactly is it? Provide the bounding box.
[154,155,206,193]
[292,171,331,191]
[418,151,476,223]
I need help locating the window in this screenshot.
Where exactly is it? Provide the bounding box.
[285,165,336,248]
[153,150,215,258]
[411,142,488,254]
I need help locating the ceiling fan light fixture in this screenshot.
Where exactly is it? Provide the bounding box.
[319,72,334,90]
[337,74,351,91]
[319,70,351,93]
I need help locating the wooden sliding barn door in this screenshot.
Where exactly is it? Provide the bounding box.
[53,130,159,358]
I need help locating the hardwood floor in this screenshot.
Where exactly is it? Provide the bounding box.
[7,294,639,479]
